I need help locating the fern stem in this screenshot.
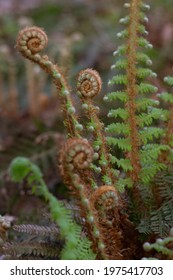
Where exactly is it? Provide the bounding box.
[16,27,81,138]
[125,0,141,182]
[60,138,109,259]
[77,69,118,186]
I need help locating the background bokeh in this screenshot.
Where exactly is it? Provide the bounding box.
[0,0,173,104]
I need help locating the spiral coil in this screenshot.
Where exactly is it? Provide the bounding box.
[60,138,94,178]
[77,69,102,98]
[92,185,118,213]
[16,27,48,57]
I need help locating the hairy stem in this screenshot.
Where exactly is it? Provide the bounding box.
[126,0,141,182]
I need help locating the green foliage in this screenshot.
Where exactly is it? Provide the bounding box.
[5,0,173,260]
[137,170,173,237]
[104,0,168,185]
[143,227,173,258]
[9,157,95,260]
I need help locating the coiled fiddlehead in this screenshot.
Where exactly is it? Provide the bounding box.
[77,68,102,98]
[17,27,48,58]
[91,185,122,259]
[16,27,81,138]
[59,138,109,259]
[60,138,94,184]
[92,185,118,214]
[77,69,118,186]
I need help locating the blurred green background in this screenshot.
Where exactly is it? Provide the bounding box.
[0,0,173,100]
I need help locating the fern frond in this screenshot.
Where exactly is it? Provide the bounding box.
[104,91,127,102]
[137,68,156,79]
[139,127,164,145]
[117,29,129,39]
[106,123,130,135]
[108,108,128,120]
[143,233,173,258]
[110,155,133,172]
[138,37,152,49]
[136,98,159,111]
[9,157,96,260]
[109,75,127,86]
[113,59,127,70]
[159,92,173,104]
[113,45,126,56]
[137,109,167,127]
[164,76,173,87]
[150,208,172,237]
[140,144,168,163]
[136,52,152,65]
[140,163,167,184]
[116,177,133,191]
[107,137,131,152]
[13,224,59,237]
[3,242,61,258]
[138,82,157,95]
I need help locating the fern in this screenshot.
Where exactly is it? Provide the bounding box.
[143,227,173,259]
[105,0,167,184]
[3,242,61,259]
[9,157,95,260]
[10,1,173,260]
[13,224,59,237]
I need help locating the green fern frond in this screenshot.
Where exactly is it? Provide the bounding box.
[107,137,131,152]
[137,217,152,235]
[138,37,152,49]
[138,24,148,35]
[109,74,127,86]
[159,92,173,104]
[9,157,96,260]
[113,45,126,56]
[106,123,130,135]
[117,29,129,39]
[104,91,127,102]
[140,144,168,163]
[143,232,173,257]
[136,52,152,65]
[113,59,127,70]
[111,156,133,172]
[136,98,159,111]
[150,208,172,237]
[116,177,133,191]
[137,68,156,79]
[138,82,157,95]
[164,76,173,87]
[137,109,167,127]
[139,127,164,145]
[108,108,128,120]
[140,163,167,184]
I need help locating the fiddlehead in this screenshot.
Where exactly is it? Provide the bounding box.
[60,138,109,259]
[77,69,118,186]
[77,68,102,98]
[90,185,123,259]
[92,185,118,214]
[16,27,48,59]
[16,27,82,138]
[60,137,94,187]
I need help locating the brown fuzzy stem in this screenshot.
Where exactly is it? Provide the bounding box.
[59,138,110,259]
[126,0,141,182]
[77,68,118,186]
[16,26,80,138]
